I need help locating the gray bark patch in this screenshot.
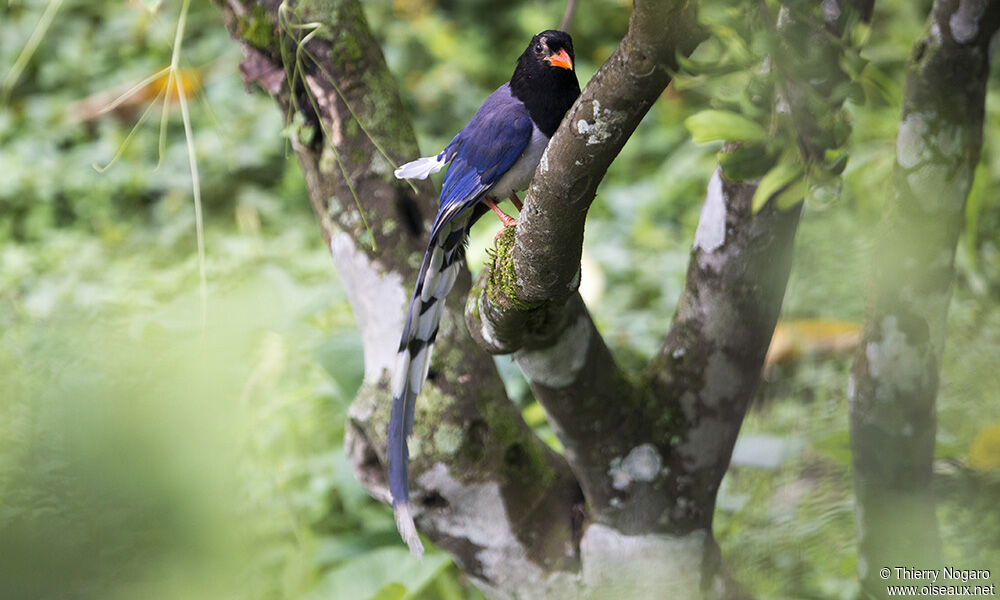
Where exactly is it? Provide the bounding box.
[950,0,986,44]
[609,444,663,490]
[694,170,727,253]
[329,233,407,382]
[515,314,591,388]
[580,525,711,597]
[417,463,582,599]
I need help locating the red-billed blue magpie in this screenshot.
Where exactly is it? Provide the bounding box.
[389,30,580,556]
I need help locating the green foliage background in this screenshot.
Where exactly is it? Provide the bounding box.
[1,0,998,598]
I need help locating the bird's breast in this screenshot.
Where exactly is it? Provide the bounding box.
[490,125,549,200]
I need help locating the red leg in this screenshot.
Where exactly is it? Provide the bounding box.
[508,193,523,211]
[484,198,517,228]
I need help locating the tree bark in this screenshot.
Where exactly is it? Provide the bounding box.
[216,0,866,598]
[849,2,1000,597]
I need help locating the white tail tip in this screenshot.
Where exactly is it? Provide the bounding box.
[394,155,445,180]
[394,502,425,559]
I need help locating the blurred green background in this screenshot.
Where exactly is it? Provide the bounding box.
[1,0,998,598]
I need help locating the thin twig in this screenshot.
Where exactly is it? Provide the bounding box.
[1,0,64,104]
[560,0,578,31]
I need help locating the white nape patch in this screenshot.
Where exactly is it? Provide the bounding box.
[609,444,663,490]
[394,154,445,180]
[693,170,727,253]
[515,314,591,388]
[896,112,929,169]
[580,525,710,597]
[417,463,582,599]
[950,0,983,44]
[330,233,407,382]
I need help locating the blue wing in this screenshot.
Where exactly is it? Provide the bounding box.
[430,84,533,237]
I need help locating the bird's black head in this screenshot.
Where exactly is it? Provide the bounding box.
[510,30,581,137]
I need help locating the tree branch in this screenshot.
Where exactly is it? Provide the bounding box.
[643,0,873,531]
[850,1,1000,595]
[464,0,704,527]
[647,172,802,530]
[516,0,704,306]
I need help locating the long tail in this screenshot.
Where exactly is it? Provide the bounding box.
[387,216,469,557]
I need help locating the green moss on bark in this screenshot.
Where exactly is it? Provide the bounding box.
[238,5,279,52]
[487,227,534,312]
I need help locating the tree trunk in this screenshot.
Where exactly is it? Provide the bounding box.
[215,1,861,597]
[849,2,1000,597]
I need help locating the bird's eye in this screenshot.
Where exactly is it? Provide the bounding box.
[534,43,542,53]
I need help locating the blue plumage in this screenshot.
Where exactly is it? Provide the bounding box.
[388,30,580,557]
[432,84,534,234]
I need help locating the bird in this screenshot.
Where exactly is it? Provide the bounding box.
[387,30,581,557]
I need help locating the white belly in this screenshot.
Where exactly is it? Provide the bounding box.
[489,125,549,200]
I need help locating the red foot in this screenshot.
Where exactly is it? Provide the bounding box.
[484,198,517,243]
[485,198,518,228]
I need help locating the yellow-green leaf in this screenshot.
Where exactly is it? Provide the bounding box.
[775,176,808,210]
[752,158,803,213]
[685,110,767,144]
[719,143,777,180]
[969,422,1000,472]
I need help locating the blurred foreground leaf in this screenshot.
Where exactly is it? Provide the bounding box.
[305,547,450,600]
[685,109,767,145]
